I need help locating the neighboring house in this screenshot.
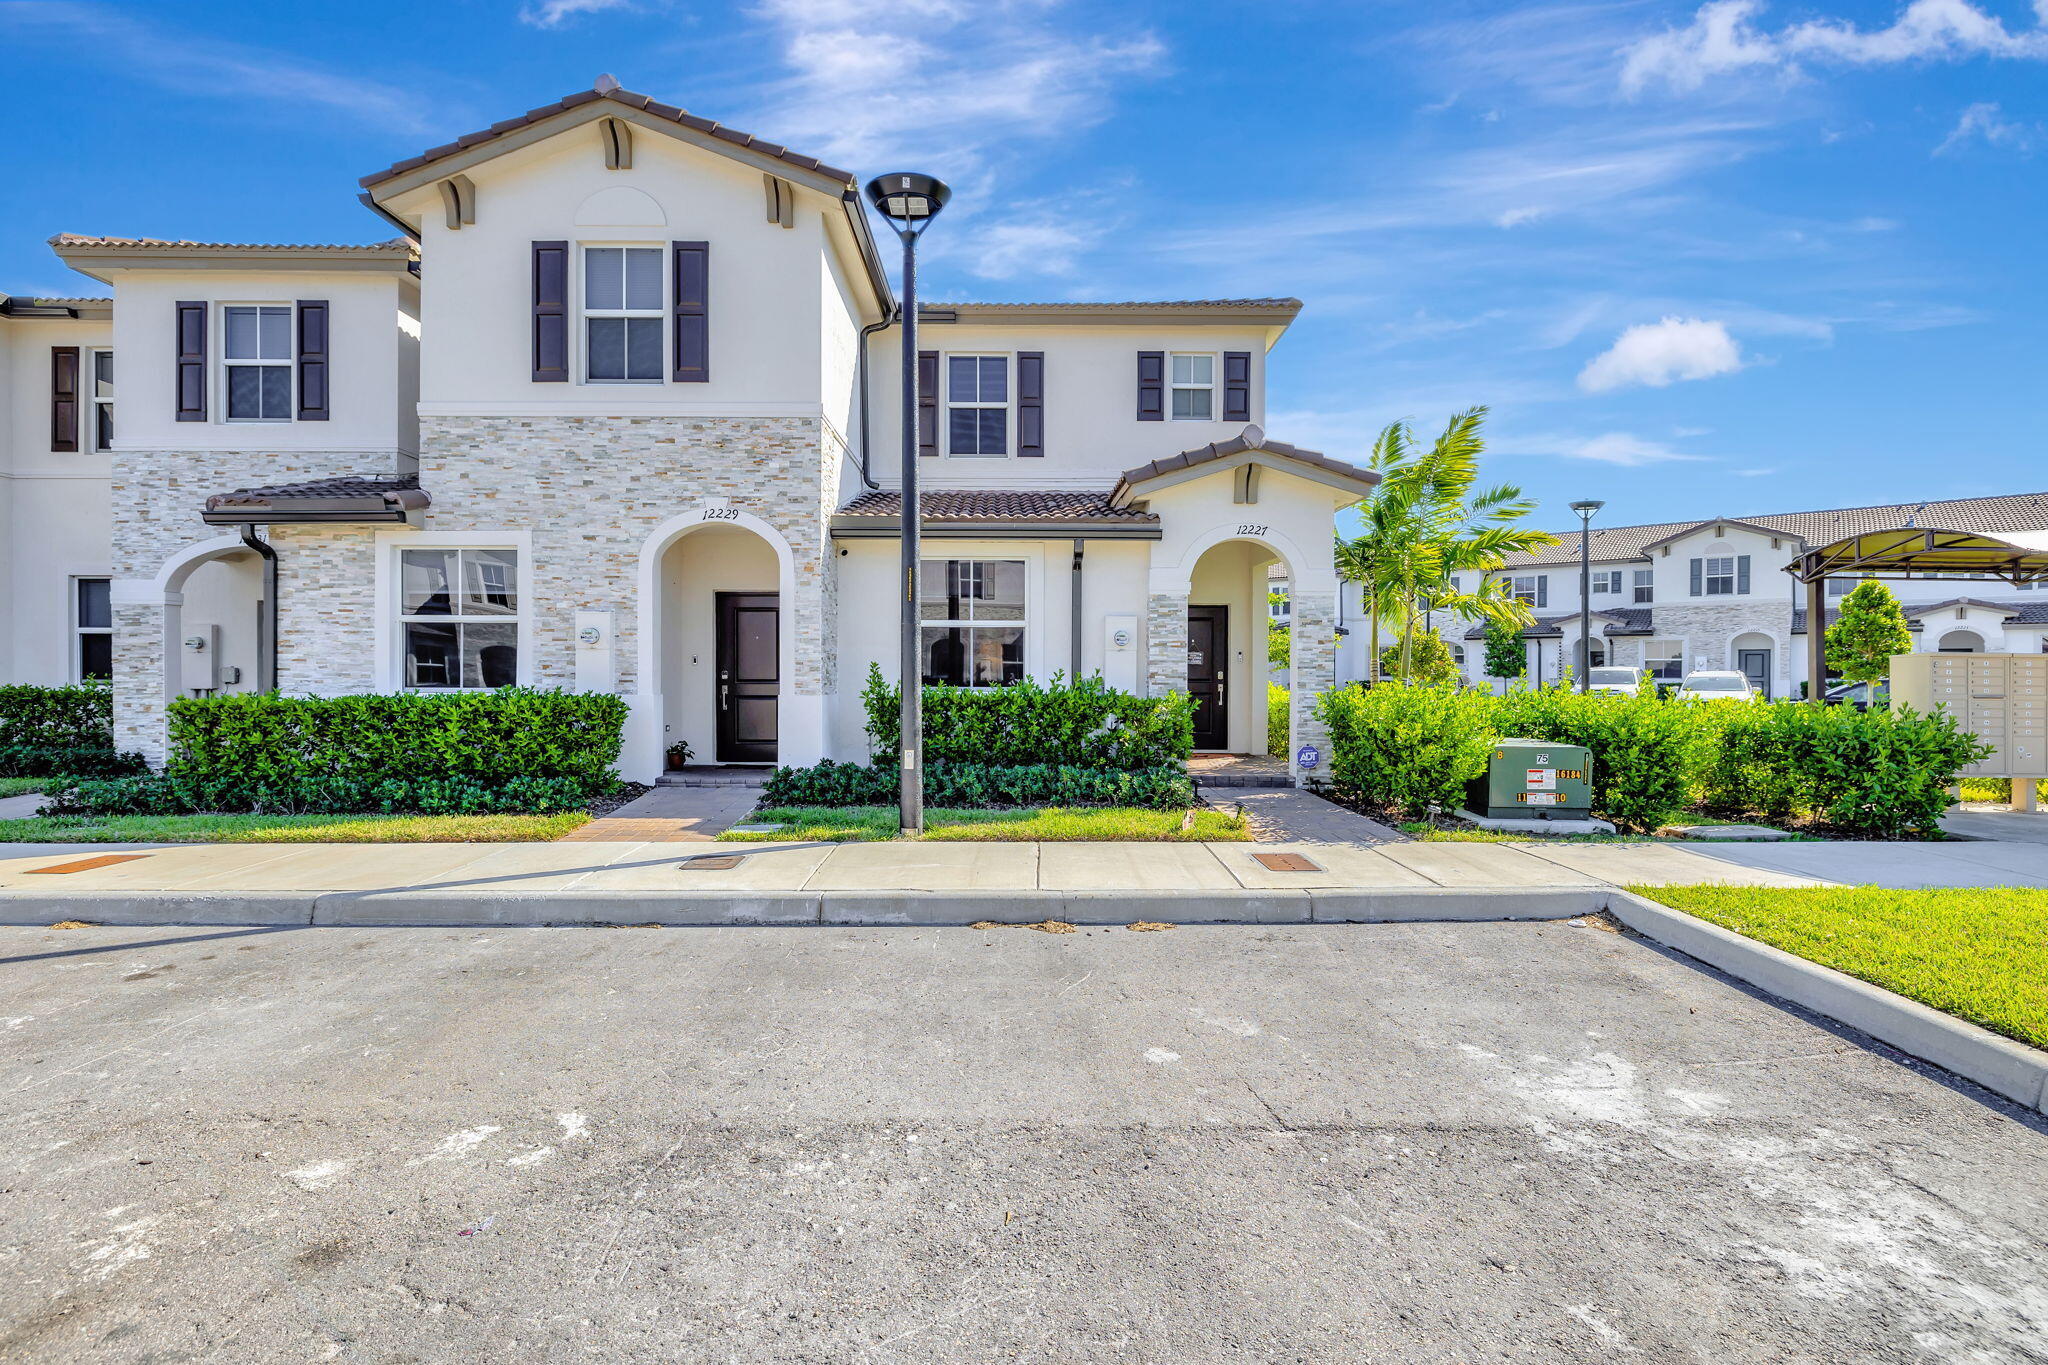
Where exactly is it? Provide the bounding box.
[2,79,1375,784]
[1334,494,2048,694]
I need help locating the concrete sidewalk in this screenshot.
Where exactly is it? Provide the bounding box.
[3,832,2045,926]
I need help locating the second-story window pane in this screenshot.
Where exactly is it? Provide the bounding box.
[583,246,663,382]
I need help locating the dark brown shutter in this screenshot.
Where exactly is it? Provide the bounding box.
[1136,350,1164,421]
[1222,350,1251,422]
[175,301,207,421]
[295,300,329,421]
[1016,351,1044,458]
[531,241,568,382]
[671,240,709,383]
[917,350,939,456]
[50,346,79,452]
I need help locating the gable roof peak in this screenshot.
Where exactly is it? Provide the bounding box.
[593,72,621,94]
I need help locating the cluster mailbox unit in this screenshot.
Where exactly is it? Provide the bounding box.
[1889,652,2048,812]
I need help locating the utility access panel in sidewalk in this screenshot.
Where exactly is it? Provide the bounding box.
[1466,738,1593,820]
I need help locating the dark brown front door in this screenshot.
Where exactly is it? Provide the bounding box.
[716,592,779,764]
[1188,605,1228,751]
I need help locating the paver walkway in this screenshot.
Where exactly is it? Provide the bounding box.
[0,792,47,819]
[1200,787,1407,843]
[1943,804,2048,845]
[556,783,760,842]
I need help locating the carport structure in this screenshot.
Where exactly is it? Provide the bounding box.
[1786,525,2048,700]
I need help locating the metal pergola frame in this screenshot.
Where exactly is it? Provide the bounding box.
[1784,526,2048,702]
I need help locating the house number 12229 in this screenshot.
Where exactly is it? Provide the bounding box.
[1236,523,1267,537]
[700,507,740,522]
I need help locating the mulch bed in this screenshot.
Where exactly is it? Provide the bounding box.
[585,783,651,818]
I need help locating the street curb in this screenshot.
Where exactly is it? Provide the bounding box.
[0,886,1606,929]
[1601,889,2048,1116]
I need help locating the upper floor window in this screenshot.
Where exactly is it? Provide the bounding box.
[1591,570,1622,595]
[88,349,113,451]
[224,306,291,420]
[75,578,111,681]
[1171,353,1214,420]
[920,558,1024,685]
[1827,577,1854,597]
[1633,569,1654,604]
[1510,574,1547,607]
[399,548,520,690]
[947,355,1009,456]
[1697,555,1741,595]
[583,246,663,382]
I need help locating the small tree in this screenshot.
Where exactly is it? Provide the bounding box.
[1379,630,1462,687]
[1266,590,1290,669]
[1483,620,1526,680]
[1824,580,1914,685]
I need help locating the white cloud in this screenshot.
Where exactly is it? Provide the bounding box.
[1578,316,1743,392]
[1732,467,1778,476]
[1623,0,2048,96]
[519,0,633,27]
[954,220,1092,281]
[0,2,440,134]
[743,0,1164,175]
[1935,101,2036,154]
[1512,432,1710,465]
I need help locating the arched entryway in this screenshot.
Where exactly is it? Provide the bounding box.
[1939,629,1985,653]
[1183,536,1287,753]
[113,535,271,764]
[1731,631,1775,697]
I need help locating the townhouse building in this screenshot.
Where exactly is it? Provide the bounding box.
[2,79,1374,784]
[1334,493,2048,694]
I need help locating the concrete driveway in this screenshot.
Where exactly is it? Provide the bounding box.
[2,920,2044,1363]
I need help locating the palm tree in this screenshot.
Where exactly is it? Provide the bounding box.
[1336,407,1557,683]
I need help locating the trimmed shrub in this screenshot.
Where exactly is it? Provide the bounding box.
[860,664,1194,770]
[1315,682,1498,818]
[1268,683,1289,758]
[1495,681,1701,832]
[1698,701,1988,837]
[49,772,595,818]
[0,682,143,778]
[762,760,1193,811]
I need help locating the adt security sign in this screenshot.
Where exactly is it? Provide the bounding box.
[1296,744,1320,772]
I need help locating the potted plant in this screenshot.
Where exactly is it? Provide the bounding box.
[665,740,692,772]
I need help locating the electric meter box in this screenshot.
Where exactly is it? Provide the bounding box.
[1465,737,1593,820]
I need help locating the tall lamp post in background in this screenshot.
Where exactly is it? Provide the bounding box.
[1570,499,1604,693]
[865,172,952,835]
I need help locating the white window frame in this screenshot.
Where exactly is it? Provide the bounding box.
[373,531,535,693]
[1510,574,1543,605]
[1169,351,1217,421]
[220,303,293,422]
[1644,639,1685,680]
[1702,555,1737,596]
[1591,570,1622,595]
[918,555,1030,687]
[944,353,1013,457]
[73,576,112,682]
[1632,569,1654,604]
[86,346,113,452]
[578,242,666,386]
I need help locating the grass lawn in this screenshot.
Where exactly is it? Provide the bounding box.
[0,777,55,799]
[1637,883,2048,1052]
[1399,822,1649,845]
[0,811,591,843]
[721,805,1250,843]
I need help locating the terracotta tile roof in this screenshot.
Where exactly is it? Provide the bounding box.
[359,81,856,190]
[836,489,1157,523]
[934,299,1302,311]
[1116,423,1380,494]
[1502,491,2048,569]
[50,234,417,256]
[1466,607,1653,640]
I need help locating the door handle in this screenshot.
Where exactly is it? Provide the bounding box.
[720,684,729,709]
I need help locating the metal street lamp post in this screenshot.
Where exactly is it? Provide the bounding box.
[1570,499,1605,693]
[864,172,952,835]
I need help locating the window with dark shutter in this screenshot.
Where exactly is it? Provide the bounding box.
[1737,555,1751,594]
[50,346,79,452]
[532,241,568,382]
[917,350,938,457]
[175,301,207,421]
[1016,351,1044,458]
[671,241,709,383]
[1690,558,1704,596]
[1222,351,1251,422]
[1536,577,1549,609]
[296,300,329,421]
[1136,350,1164,421]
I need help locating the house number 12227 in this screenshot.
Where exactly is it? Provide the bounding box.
[1236,523,1267,537]
[700,507,740,522]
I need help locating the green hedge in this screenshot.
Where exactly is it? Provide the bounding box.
[0,682,143,778]
[1267,683,1289,758]
[1495,683,1700,832]
[1698,701,1988,837]
[1314,682,1498,818]
[859,664,1194,770]
[48,772,596,818]
[762,759,1194,811]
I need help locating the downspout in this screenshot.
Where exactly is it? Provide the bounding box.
[1070,538,1085,678]
[239,527,279,693]
[853,309,899,491]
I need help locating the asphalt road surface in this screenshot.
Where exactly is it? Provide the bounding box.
[2,918,2044,1363]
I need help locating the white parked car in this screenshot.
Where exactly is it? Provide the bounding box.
[1586,667,1643,696]
[1674,670,1755,702]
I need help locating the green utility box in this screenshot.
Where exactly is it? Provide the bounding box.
[1465,737,1594,820]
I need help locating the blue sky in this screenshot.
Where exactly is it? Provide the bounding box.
[3,0,2043,532]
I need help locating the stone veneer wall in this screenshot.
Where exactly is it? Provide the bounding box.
[111,449,399,762]
[1287,590,1336,785]
[420,415,836,696]
[1145,591,1188,698]
[1653,601,1796,682]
